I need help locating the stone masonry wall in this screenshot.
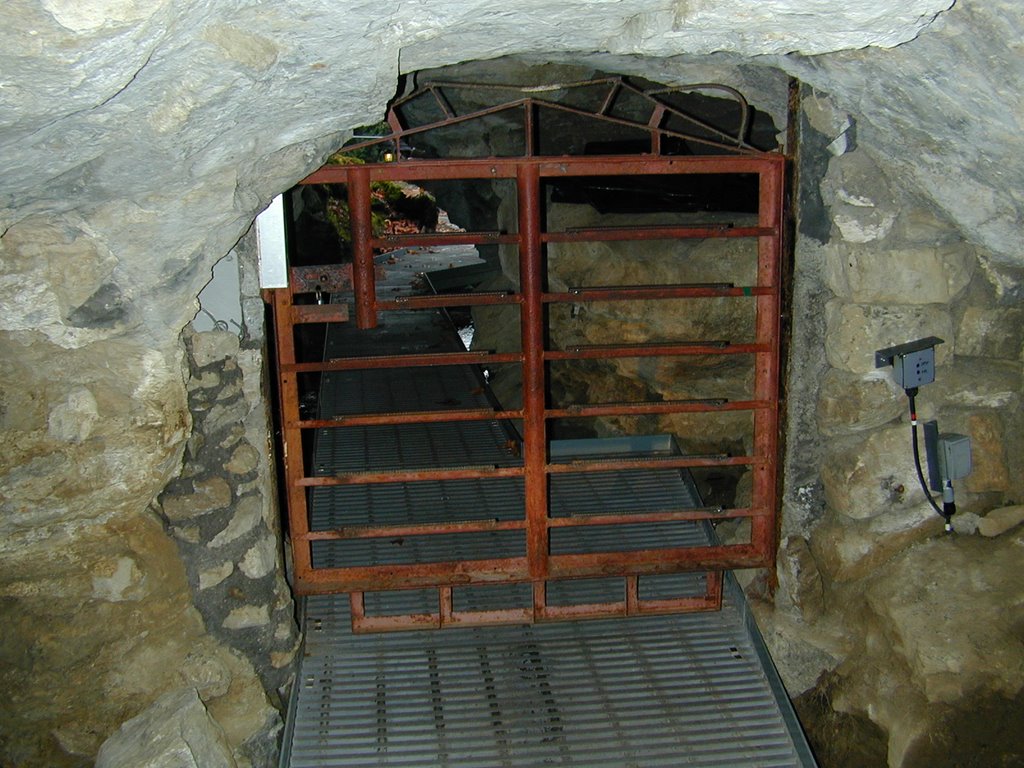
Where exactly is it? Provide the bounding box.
[157,326,298,699]
[153,232,300,766]
[767,88,1024,767]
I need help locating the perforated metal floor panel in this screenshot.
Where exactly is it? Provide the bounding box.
[282,577,816,768]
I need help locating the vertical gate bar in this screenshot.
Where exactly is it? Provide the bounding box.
[348,165,378,329]
[532,581,547,620]
[518,163,549,581]
[625,576,640,615]
[706,570,724,606]
[350,591,366,623]
[271,288,314,583]
[439,586,453,626]
[524,98,536,157]
[751,159,784,562]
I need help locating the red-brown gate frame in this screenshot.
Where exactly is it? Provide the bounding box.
[270,152,784,631]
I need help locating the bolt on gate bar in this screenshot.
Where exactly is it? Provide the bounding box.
[270,152,784,631]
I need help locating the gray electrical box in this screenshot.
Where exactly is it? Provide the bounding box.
[875,336,944,389]
[939,433,972,481]
[894,347,936,389]
[924,420,972,491]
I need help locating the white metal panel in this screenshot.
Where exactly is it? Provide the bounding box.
[256,195,289,288]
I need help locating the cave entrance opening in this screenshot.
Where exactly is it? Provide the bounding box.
[267,77,786,632]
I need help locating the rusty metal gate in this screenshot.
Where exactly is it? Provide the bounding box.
[268,79,785,631]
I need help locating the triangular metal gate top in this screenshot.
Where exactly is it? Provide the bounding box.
[268,82,785,632]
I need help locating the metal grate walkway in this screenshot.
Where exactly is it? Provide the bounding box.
[282,575,815,767]
[280,282,814,768]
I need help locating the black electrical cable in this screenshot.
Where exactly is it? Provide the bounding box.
[905,388,954,531]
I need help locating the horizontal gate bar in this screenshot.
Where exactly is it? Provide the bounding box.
[303,508,763,543]
[295,557,530,593]
[305,518,526,540]
[298,408,523,428]
[290,304,349,324]
[542,225,775,242]
[302,456,753,487]
[284,350,522,372]
[376,292,520,310]
[545,400,769,418]
[545,343,766,360]
[547,545,768,579]
[546,455,751,473]
[546,507,763,528]
[288,264,357,293]
[371,231,519,248]
[298,465,524,486]
[544,286,771,301]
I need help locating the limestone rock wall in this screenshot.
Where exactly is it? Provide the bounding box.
[3,0,1024,766]
[769,88,1024,766]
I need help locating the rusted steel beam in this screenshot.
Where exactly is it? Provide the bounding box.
[750,162,785,563]
[545,455,751,475]
[643,88,752,149]
[347,165,377,329]
[377,292,520,310]
[438,586,453,624]
[543,225,771,242]
[294,556,530,594]
[427,85,454,119]
[300,154,781,185]
[536,600,628,622]
[341,569,724,629]
[537,155,777,177]
[444,607,534,628]
[298,408,524,428]
[524,98,536,157]
[370,231,518,248]
[290,304,349,324]
[546,507,763,529]
[544,343,765,361]
[518,162,549,582]
[632,576,723,615]
[385,77,756,150]
[269,289,315,584]
[283,350,523,373]
[297,465,524,486]
[352,611,442,633]
[544,286,770,302]
[625,575,640,615]
[649,103,666,155]
[545,400,769,419]
[343,573,722,630]
[532,580,546,618]
[304,161,516,184]
[535,99,759,156]
[349,591,366,623]
[289,264,354,293]
[304,518,525,541]
[598,80,620,116]
[335,99,530,160]
[547,545,768,580]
